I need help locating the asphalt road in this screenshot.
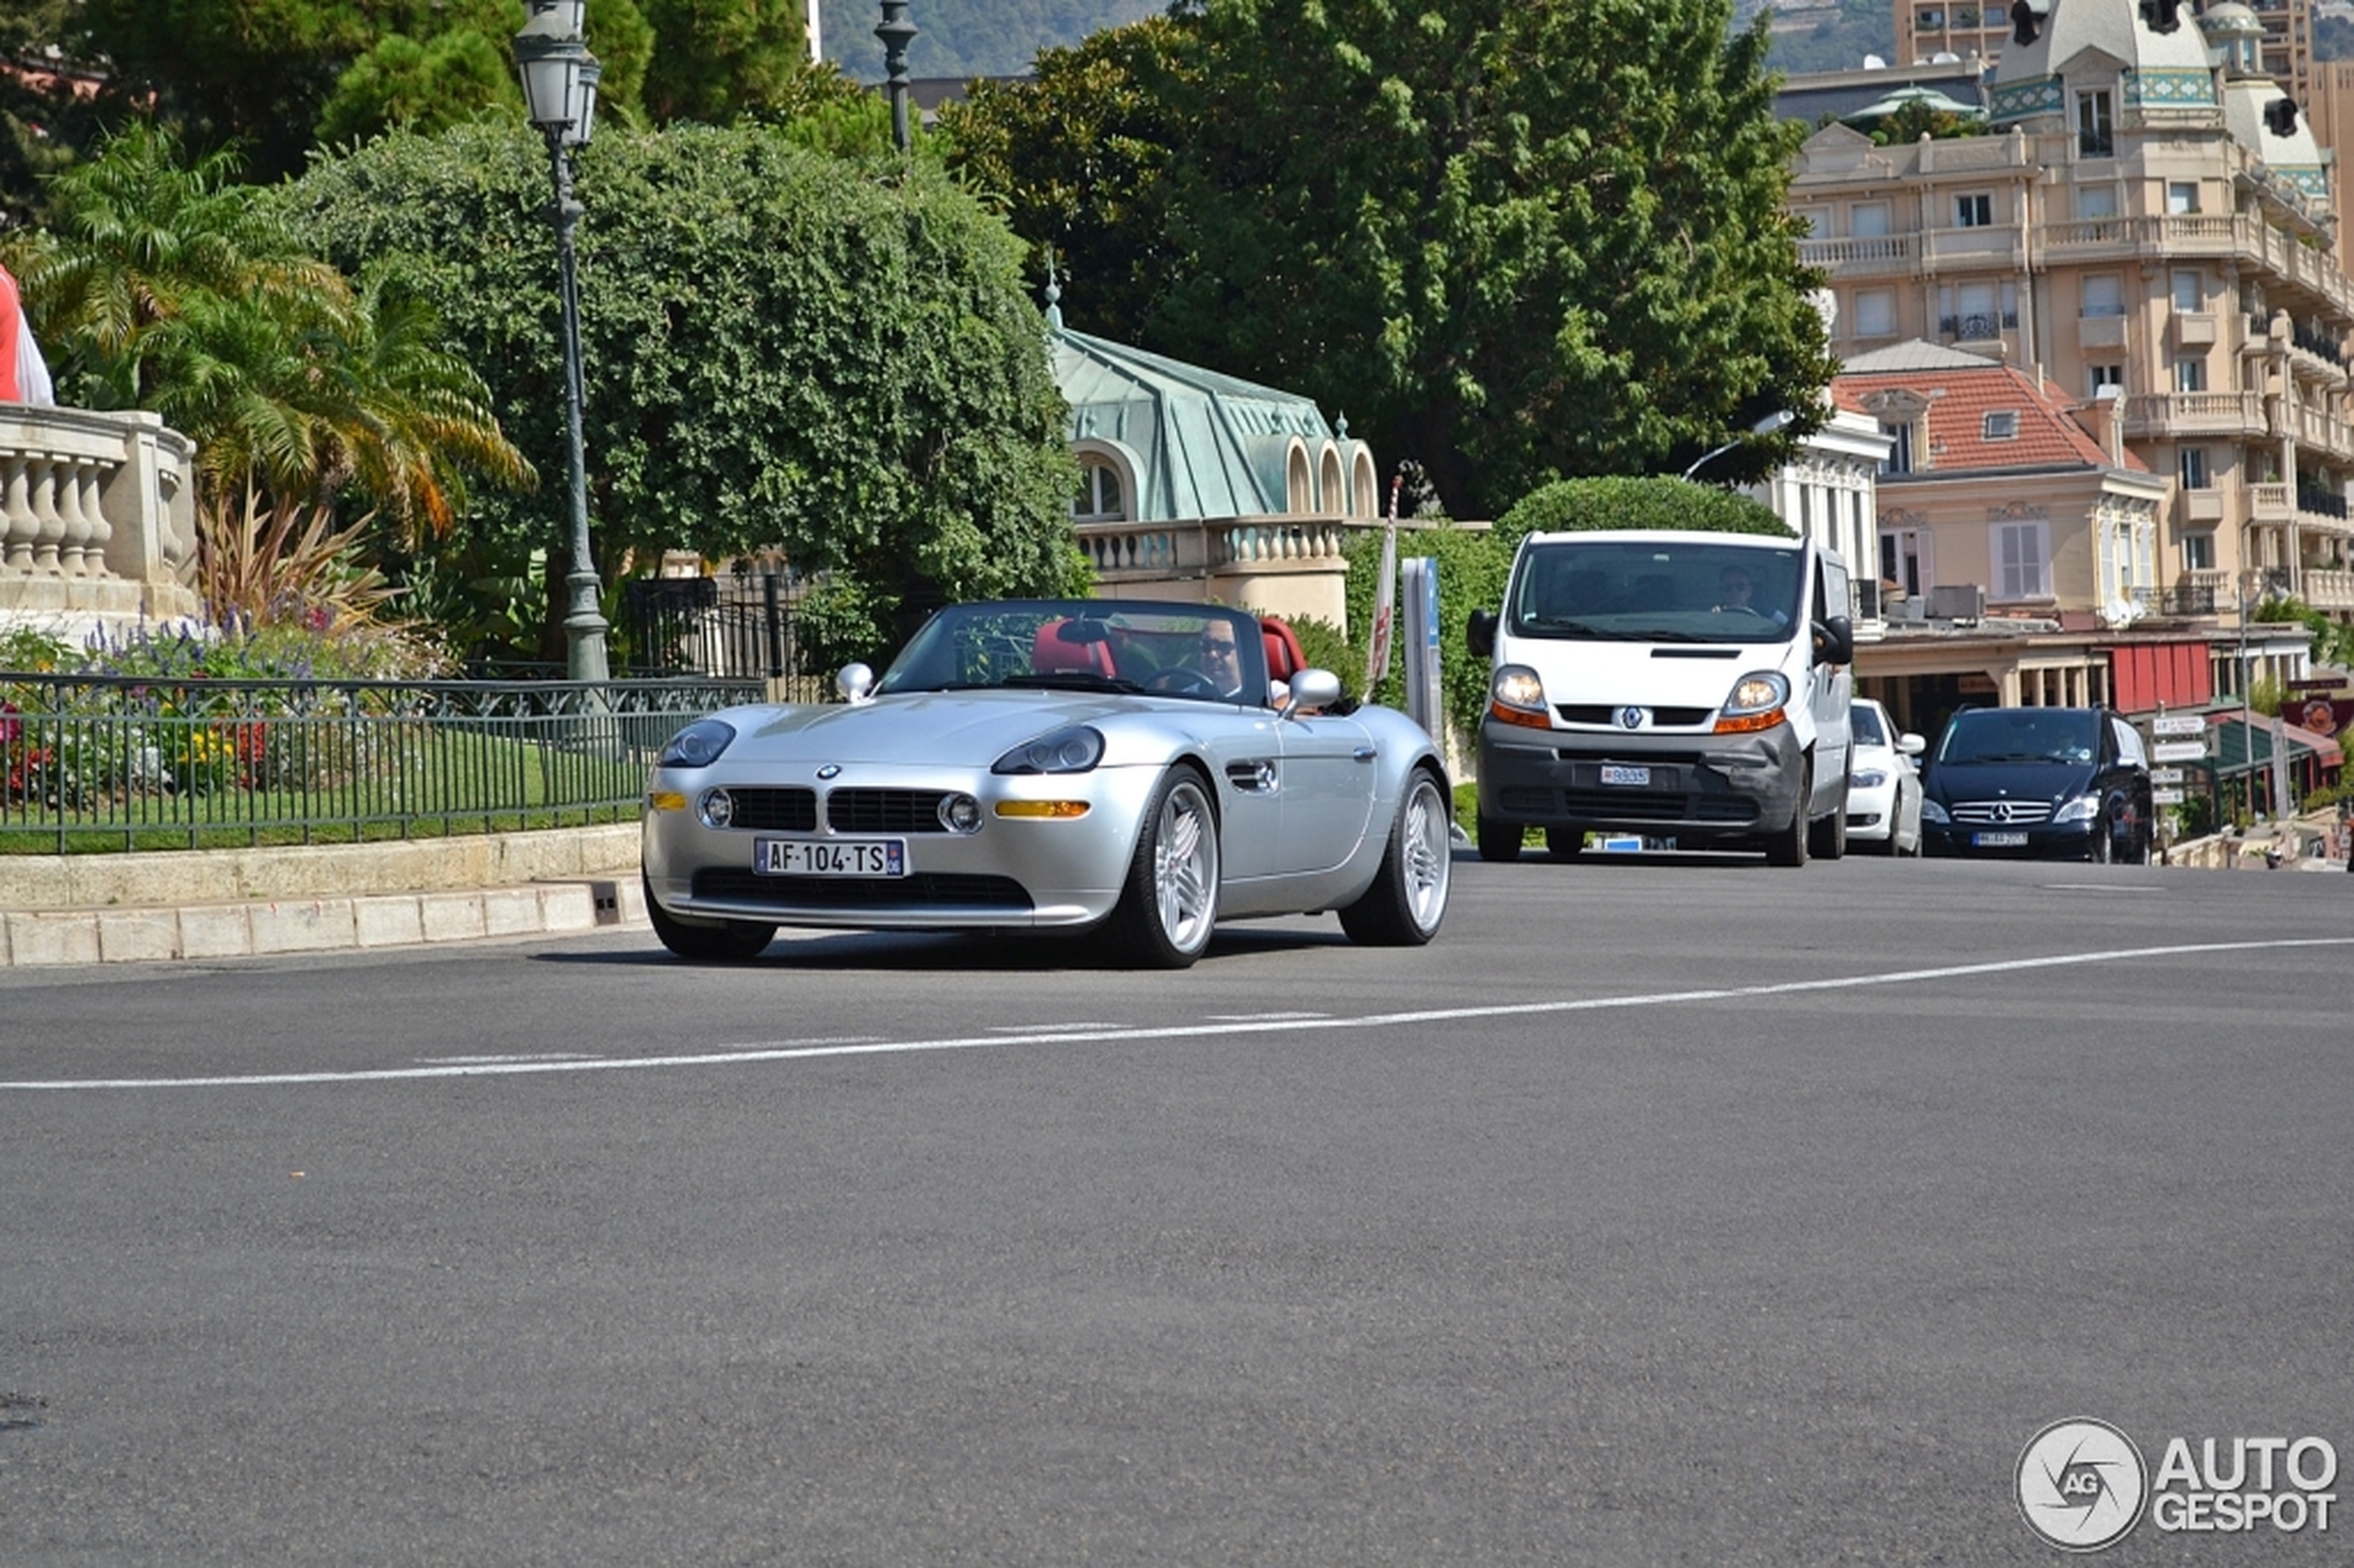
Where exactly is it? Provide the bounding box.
[3,851,2349,1565]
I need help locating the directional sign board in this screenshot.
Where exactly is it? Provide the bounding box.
[2152,740,2209,763]
[2149,767,2185,786]
[2152,714,2209,737]
[2153,788,2187,805]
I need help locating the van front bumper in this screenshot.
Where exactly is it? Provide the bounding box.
[1476,719,1804,843]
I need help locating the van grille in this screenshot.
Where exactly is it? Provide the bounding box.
[1950,800,2054,825]
[1554,705,1714,728]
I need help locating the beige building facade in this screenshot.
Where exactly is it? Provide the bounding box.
[1793,0,2354,677]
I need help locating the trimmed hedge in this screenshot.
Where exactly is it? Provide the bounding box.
[1495,476,1793,553]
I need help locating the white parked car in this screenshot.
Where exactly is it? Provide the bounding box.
[1845,698,1924,855]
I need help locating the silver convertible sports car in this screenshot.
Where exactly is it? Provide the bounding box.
[640,599,1454,967]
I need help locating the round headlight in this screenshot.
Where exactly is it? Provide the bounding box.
[698,789,735,828]
[939,792,983,834]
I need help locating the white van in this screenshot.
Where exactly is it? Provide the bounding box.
[1464,529,1855,866]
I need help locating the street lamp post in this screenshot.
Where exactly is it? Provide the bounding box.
[1680,410,1798,482]
[877,2,918,154]
[513,3,609,685]
[2236,566,2270,824]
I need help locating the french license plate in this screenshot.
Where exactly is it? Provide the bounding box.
[1973,831,2029,848]
[755,838,905,877]
[1600,765,1651,787]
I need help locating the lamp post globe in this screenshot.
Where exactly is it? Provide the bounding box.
[513,4,609,685]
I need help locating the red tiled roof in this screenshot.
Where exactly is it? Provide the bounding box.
[1830,358,2150,474]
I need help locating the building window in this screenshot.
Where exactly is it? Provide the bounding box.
[1955,193,1994,228]
[1879,423,1914,474]
[1917,6,1946,27]
[1880,525,1932,596]
[2088,364,2125,398]
[2167,181,2199,215]
[1992,520,2051,600]
[1799,208,1828,238]
[2174,358,2206,392]
[2076,185,2119,220]
[2179,448,2210,489]
[2076,90,2115,157]
[2183,531,2216,571]
[1851,202,1891,238]
[1853,289,1896,337]
[2081,274,2124,318]
[1983,411,2019,440]
[1941,279,2014,339]
[1072,457,1125,520]
[2171,271,2202,311]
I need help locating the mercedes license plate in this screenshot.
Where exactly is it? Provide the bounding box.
[1599,765,1651,787]
[1972,831,2029,848]
[756,838,905,877]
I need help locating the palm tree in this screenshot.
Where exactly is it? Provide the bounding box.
[3,121,529,553]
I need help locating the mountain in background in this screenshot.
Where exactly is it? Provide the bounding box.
[822,0,1161,82]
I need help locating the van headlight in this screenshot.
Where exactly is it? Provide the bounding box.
[1713,671,1791,734]
[2054,792,2102,824]
[1921,799,1950,825]
[1488,664,1550,728]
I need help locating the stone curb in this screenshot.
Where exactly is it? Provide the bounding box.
[1,824,648,968]
[0,878,648,968]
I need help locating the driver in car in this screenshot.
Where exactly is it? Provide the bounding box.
[1195,623,1247,700]
[1715,566,1788,626]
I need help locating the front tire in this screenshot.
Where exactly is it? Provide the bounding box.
[1340,769,1452,946]
[1475,811,1523,863]
[2087,817,2114,865]
[1764,760,1811,867]
[1102,766,1221,968]
[1809,767,1849,861]
[645,874,776,961]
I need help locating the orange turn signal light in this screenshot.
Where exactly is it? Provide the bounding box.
[993,800,1091,819]
[647,790,689,811]
[1713,707,1788,735]
[1489,702,1553,730]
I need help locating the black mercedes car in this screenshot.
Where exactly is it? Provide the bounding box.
[1919,706,2154,864]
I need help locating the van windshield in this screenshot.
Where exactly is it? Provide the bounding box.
[1936,709,2101,766]
[1507,540,1802,644]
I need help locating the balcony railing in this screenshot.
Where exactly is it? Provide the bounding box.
[2158,580,2219,616]
[1938,310,2018,340]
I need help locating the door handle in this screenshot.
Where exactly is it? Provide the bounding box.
[1352,746,1378,763]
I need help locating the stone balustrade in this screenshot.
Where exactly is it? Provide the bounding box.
[0,404,200,639]
[1078,513,1434,631]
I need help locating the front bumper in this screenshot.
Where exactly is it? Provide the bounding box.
[1922,819,2098,859]
[642,760,1164,929]
[1476,718,1804,844]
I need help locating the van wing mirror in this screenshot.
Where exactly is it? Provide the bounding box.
[1467,607,1498,660]
[1814,614,1854,666]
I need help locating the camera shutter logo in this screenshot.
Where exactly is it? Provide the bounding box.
[2018,1418,2147,1551]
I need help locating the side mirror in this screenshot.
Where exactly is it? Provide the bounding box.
[1897,732,1925,757]
[1283,667,1343,716]
[1467,607,1498,660]
[1814,614,1854,666]
[836,662,875,703]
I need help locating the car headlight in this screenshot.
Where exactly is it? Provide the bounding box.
[993,724,1105,775]
[1853,769,1889,790]
[659,718,737,768]
[1713,671,1791,734]
[1921,799,1950,825]
[2053,792,2102,824]
[1488,664,1550,728]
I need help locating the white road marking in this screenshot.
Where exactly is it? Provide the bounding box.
[987,1022,1128,1033]
[8,935,2351,1093]
[1204,1011,1329,1021]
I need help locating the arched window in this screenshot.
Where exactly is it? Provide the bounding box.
[1072,456,1126,521]
[1350,450,1379,517]
[1319,447,1345,515]
[1286,446,1313,513]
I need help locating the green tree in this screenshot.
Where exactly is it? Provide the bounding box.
[952,0,1835,520]
[939,18,1194,342]
[6,123,527,544]
[642,0,865,126]
[281,120,1085,666]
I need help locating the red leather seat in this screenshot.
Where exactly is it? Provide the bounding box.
[1259,617,1307,683]
[1031,618,1117,678]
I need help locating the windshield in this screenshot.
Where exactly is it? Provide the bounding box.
[1507,539,1802,643]
[875,601,1272,705]
[1935,708,2101,766]
[1850,702,1888,747]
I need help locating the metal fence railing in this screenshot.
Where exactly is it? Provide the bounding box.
[0,673,766,853]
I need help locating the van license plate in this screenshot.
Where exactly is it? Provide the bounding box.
[1600,765,1651,787]
[1972,831,2029,848]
